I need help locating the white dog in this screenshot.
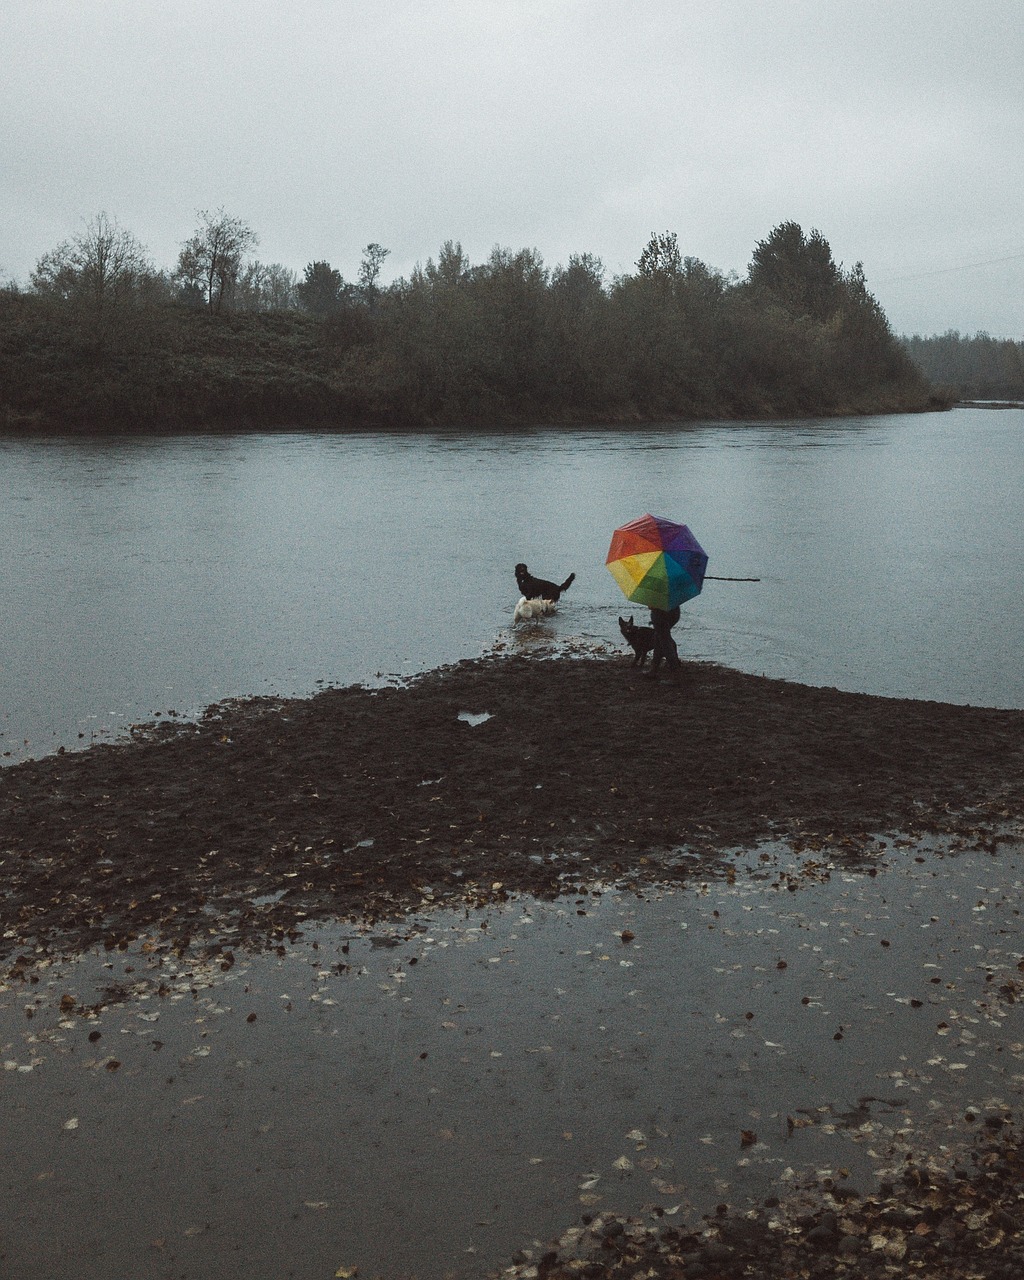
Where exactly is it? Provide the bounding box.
[513,595,556,624]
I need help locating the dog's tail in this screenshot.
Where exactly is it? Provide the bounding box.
[559,572,576,593]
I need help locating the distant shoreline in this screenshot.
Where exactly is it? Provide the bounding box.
[0,395,954,437]
[958,399,1024,410]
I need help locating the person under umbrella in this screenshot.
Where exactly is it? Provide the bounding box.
[606,514,707,677]
[648,604,682,675]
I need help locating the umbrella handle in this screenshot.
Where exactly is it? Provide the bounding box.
[704,575,761,582]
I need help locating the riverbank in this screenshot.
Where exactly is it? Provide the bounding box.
[3,653,1022,964]
[8,836,1024,1280]
[0,291,947,434]
[5,653,1024,1278]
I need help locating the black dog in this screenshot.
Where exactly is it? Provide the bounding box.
[618,616,655,667]
[514,563,575,602]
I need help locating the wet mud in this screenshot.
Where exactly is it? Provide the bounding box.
[2,654,1023,963]
[3,654,1024,1278]
[5,845,1024,1278]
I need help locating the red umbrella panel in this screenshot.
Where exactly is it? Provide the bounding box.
[606,514,708,612]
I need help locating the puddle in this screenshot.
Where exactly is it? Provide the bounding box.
[2,841,1024,1278]
[249,889,289,907]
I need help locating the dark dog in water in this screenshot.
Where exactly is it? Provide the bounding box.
[514,563,575,602]
[618,616,656,667]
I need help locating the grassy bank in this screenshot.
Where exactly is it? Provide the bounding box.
[1,226,949,433]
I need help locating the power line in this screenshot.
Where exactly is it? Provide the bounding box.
[877,252,1024,285]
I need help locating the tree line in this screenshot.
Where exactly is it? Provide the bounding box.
[20,208,403,317]
[0,210,944,431]
[901,331,1024,401]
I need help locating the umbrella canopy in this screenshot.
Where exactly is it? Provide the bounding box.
[606,514,708,611]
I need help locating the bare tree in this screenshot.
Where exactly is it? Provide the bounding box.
[174,209,258,313]
[262,263,297,311]
[31,212,151,311]
[234,261,297,311]
[357,242,390,307]
[636,231,682,279]
[424,241,470,289]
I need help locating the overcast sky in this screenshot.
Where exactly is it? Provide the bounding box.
[2,0,1021,337]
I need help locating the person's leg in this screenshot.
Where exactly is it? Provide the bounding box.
[665,606,682,668]
[648,611,670,675]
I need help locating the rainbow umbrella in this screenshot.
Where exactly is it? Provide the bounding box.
[606,514,708,611]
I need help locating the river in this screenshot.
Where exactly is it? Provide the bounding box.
[1,406,1021,762]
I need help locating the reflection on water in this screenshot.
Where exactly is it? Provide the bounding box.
[1,408,1021,762]
[2,841,1022,1279]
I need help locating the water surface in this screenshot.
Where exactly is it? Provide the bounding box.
[1,408,1021,761]
[3,840,1021,1279]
